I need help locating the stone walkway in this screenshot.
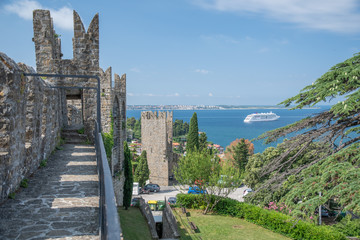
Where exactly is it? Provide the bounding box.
[0,144,99,240]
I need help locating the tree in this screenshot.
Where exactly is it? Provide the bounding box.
[174,150,241,214]
[187,112,199,152]
[123,141,133,210]
[246,52,360,218]
[225,138,254,173]
[134,150,150,187]
[199,132,208,152]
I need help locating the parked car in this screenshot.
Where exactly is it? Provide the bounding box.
[144,183,160,192]
[139,187,150,194]
[243,188,253,197]
[168,197,177,206]
[188,186,207,194]
[130,197,141,207]
[315,206,329,217]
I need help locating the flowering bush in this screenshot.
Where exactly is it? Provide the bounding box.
[264,201,292,214]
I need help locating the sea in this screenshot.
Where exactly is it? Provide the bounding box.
[127,107,329,153]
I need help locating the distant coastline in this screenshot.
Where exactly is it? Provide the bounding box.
[127,105,322,111]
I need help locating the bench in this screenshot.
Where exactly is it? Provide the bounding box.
[189,221,198,231]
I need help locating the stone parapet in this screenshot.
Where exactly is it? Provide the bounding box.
[0,52,62,203]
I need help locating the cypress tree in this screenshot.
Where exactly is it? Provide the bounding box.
[199,132,208,152]
[123,141,133,209]
[134,150,149,187]
[187,112,199,152]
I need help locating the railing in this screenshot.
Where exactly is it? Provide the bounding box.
[95,122,122,240]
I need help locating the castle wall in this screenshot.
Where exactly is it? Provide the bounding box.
[141,111,173,186]
[111,74,126,206]
[100,67,112,133]
[0,52,62,202]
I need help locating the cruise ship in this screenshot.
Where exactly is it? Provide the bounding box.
[244,112,280,123]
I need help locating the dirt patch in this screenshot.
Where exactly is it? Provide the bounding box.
[233,225,244,229]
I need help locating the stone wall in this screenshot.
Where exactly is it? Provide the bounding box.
[141,111,174,186]
[111,74,127,206]
[0,52,62,202]
[162,202,180,239]
[139,198,159,240]
[100,67,112,133]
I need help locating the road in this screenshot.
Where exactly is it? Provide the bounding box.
[134,185,249,203]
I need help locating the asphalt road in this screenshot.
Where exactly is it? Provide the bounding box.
[134,185,249,203]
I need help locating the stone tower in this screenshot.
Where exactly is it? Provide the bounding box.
[141,111,175,186]
[33,10,99,138]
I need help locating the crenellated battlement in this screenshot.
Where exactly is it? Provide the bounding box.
[141,111,173,120]
[72,11,99,63]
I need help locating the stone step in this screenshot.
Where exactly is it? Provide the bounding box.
[61,126,88,144]
[61,131,87,139]
[63,137,88,144]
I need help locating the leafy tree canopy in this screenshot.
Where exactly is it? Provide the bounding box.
[225,138,254,173]
[174,150,241,214]
[246,53,360,218]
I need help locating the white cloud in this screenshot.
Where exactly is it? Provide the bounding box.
[127,93,134,96]
[194,0,360,33]
[209,92,213,97]
[4,0,73,31]
[195,69,210,74]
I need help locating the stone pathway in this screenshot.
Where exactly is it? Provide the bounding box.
[0,144,99,240]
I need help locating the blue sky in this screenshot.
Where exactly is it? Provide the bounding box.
[1,0,360,105]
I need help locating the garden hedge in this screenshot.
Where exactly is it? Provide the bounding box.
[176,194,346,240]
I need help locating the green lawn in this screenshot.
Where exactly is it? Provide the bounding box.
[118,207,152,240]
[173,208,291,240]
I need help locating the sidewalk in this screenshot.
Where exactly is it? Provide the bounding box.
[0,144,99,240]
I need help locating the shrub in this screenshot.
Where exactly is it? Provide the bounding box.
[40,159,47,167]
[333,215,360,237]
[177,193,346,240]
[20,179,28,188]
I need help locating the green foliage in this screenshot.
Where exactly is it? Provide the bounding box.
[281,53,360,117]
[102,113,114,160]
[173,119,189,137]
[177,194,347,240]
[174,150,241,214]
[127,117,141,140]
[199,132,208,152]
[123,141,133,210]
[40,159,47,167]
[333,215,360,237]
[278,143,360,218]
[102,132,113,160]
[77,127,85,134]
[134,150,149,187]
[187,112,199,152]
[8,192,15,199]
[20,179,28,188]
[228,139,249,173]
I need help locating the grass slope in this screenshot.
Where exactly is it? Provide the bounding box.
[118,207,152,240]
[174,208,291,240]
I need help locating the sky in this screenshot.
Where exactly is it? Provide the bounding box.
[1,0,360,105]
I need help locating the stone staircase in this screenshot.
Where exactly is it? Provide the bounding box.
[61,125,88,144]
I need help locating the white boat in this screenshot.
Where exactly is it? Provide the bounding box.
[244,112,280,123]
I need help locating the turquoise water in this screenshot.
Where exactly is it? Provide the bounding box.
[127,107,328,153]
